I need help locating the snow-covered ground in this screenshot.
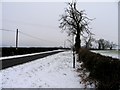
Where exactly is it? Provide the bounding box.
[0,51,85,88]
[91,50,120,59]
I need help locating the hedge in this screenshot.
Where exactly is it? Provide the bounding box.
[77,49,120,90]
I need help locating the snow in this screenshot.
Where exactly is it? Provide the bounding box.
[0,51,85,88]
[91,50,120,59]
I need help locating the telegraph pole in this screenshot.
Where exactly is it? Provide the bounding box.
[16,29,19,50]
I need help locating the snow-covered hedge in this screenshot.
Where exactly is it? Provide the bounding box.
[78,49,120,90]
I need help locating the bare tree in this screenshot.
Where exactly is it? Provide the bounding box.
[59,1,93,52]
[83,34,95,49]
[97,39,117,50]
[103,40,110,49]
[109,42,117,50]
[98,39,105,50]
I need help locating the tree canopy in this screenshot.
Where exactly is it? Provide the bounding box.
[59,2,93,52]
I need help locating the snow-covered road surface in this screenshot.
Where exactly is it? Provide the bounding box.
[0,51,84,88]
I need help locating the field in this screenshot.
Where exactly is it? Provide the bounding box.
[91,50,120,59]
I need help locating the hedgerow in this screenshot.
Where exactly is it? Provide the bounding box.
[77,49,120,90]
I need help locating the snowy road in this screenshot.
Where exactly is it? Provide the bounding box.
[1,50,63,69]
[0,51,84,88]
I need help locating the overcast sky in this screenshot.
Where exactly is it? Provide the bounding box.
[1,1,118,47]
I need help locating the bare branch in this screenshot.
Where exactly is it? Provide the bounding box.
[59,1,94,50]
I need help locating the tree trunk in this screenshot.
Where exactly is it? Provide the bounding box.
[98,43,101,50]
[86,42,89,49]
[110,46,112,50]
[75,31,81,53]
[102,44,105,50]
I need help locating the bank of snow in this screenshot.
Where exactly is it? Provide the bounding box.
[0,51,85,88]
[91,50,119,59]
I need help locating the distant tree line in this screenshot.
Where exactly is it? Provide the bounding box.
[83,35,117,50]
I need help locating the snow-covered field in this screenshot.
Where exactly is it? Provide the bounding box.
[91,50,120,59]
[0,51,85,88]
